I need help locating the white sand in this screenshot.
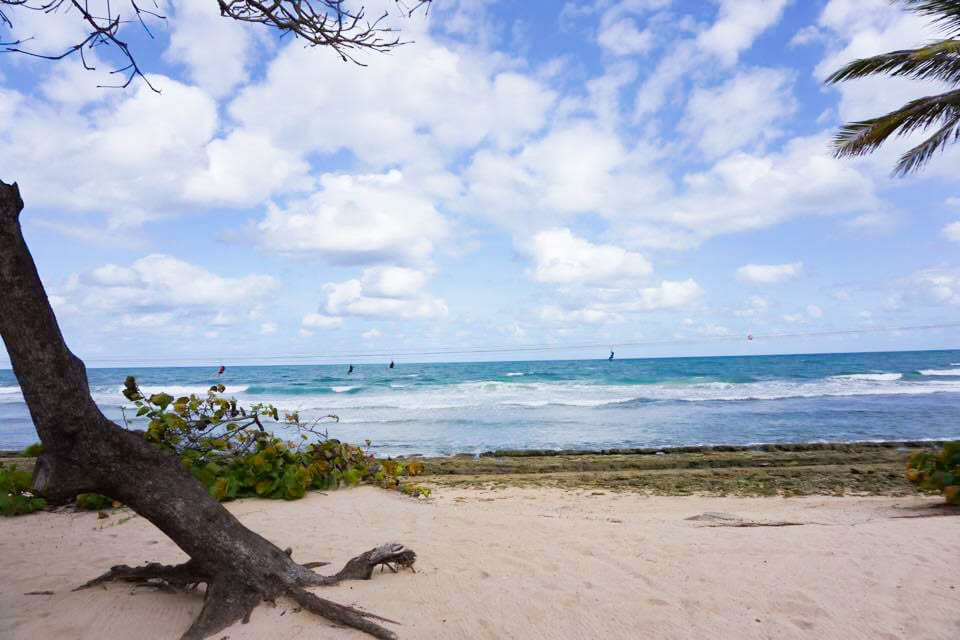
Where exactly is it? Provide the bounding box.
[1,487,958,639]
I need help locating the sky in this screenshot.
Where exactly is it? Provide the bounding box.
[1,0,959,367]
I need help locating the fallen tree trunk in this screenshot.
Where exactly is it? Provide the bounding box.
[0,180,415,640]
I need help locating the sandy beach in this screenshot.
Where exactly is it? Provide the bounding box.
[1,486,957,639]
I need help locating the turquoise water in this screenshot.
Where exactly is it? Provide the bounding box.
[2,350,960,455]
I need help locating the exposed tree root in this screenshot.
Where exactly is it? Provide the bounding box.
[289,587,400,640]
[75,561,205,591]
[74,543,418,640]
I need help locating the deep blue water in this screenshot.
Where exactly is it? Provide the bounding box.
[2,350,960,455]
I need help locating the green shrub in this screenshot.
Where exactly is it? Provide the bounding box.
[907,442,960,504]
[21,442,44,457]
[122,377,430,503]
[0,462,46,516]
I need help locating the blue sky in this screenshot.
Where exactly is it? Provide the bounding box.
[1,0,959,367]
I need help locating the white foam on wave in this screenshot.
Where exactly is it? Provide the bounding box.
[831,373,902,381]
[262,376,960,413]
[505,372,525,377]
[331,385,361,393]
[918,368,960,376]
[0,385,23,403]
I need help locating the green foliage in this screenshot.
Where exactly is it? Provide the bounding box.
[76,493,115,511]
[906,442,960,504]
[826,2,960,175]
[0,462,46,516]
[21,442,44,457]
[122,377,430,503]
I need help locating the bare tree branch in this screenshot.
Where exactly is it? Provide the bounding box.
[0,0,431,90]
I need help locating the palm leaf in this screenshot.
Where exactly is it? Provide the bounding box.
[894,117,960,174]
[833,88,960,174]
[899,0,960,37]
[825,40,960,84]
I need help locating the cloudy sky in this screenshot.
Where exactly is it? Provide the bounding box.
[1,0,959,367]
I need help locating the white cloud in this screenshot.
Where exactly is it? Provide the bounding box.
[463,121,669,231]
[790,25,826,47]
[884,266,960,310]
[229,36,556,169]
[119,312,176,329]
[528,228,652,284]
[256,171,447,265]
[598,18,653,56]
[185,131,312,205]
[697,0,790,66]
[259,322,278,335]
[734,295,769,317]
[57,255,278,332]
[613,134,880,249]
[942,222,960,242]
[908,267,960,305]
[845,211,899,232]
[362,328,382,340]
[541,278,702,325]
[2,1,92,56]
[319,267,448,320]
[681,68,796,158]
[164,0,256,96]
[302,314,344,329]
[736,262,804,283]
[467,123,879,250]
[782,305,821,323]
[540,305,620,324]
[813,0,956,177]
[0,77,219,225]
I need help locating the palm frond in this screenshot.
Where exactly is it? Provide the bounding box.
[894,117,960,174]
[899,0,960,37]
[825,39,960,84]
[833,88,960,173]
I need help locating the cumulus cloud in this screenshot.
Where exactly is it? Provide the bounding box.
[164,0,256,96]
[318,266,448,320]
[942,222,960,242]
[540,278,703,325]
[906,267,960,306]
[256,171,447,265]
[228,35,556,170]
[681,67,796,158]
[736,262,804,283]
[185,131,312,205]
[527,228,652,284]
[55,255,278,332]
[598,18,653,56]
[1,2,94,56]
[626,134,879,248]
[463,120,669,230]
[696,0,791,66]
[0,77,218,225]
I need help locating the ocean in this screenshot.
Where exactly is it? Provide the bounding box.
[2,350,960,455]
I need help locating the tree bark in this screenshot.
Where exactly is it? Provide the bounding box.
[0,180,414,640]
